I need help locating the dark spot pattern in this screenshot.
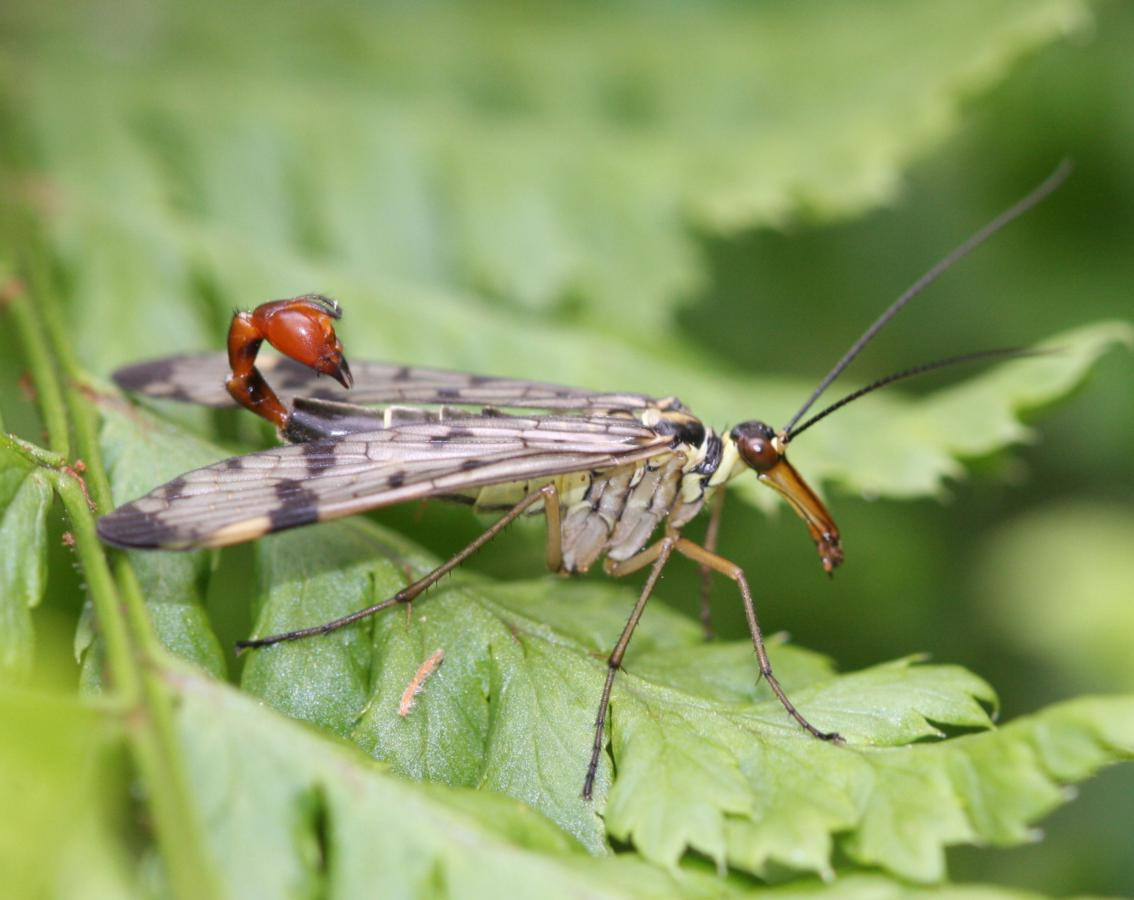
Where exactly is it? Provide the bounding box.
[677,419,706,448]
[97,508,187,549]
[693,434,723,478]
[653,416,706,448]
[112,357,179,394]
[163,477,189,501]
[302,441,340,476]
[266,480,321,532]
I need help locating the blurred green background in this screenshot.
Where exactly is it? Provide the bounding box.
[2,0,1132,894]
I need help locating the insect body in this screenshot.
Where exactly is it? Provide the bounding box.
[98,163,1070,799]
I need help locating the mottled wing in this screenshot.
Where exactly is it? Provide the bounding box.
[98,413,672,550]
[113,353,670,412]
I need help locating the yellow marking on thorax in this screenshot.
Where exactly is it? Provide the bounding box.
[709,435,747,488]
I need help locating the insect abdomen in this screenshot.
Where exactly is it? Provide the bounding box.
[561,455,690,573]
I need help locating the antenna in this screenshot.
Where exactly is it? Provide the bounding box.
[781,160,1073,439]
[785,347,1050,441]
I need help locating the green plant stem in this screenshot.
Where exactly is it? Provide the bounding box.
[7,272,221,899]
[0,430,66,468]
[50,470,139,698]
[35,271,116,511]
[59,476,214,897]
[24,259,166,651]
[2,271,70,458]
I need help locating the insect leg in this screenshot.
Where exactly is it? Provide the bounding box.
[585,535,677,800]
[697,490,726,639]
[542,481,563,573]
[236,483,561,651]
[674,539,842,743]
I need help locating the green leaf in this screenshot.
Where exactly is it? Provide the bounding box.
[844,697,1134,881]
[603,658,995,879]
[757,874,1049,899]
[5,0,1130,891]
[168,663,754,898]
[0,678,1105,899]
[2,0,1088,362]
[168,659,1133,897]
[218,516,1134,882]
[0,441,53,683]
[239,521,426,740]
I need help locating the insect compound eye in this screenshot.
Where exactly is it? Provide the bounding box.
[738,435,780,471]
[731,420,782,472]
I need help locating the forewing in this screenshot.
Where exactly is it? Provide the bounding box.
[112,353,667,412]
[98,414,671,550]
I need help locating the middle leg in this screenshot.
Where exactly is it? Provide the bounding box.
[697,489,726,639]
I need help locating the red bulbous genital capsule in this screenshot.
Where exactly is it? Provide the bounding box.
[225,295,353,430]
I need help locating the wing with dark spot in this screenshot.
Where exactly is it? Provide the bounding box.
[112,353,671,412]
[97,413,672,550]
